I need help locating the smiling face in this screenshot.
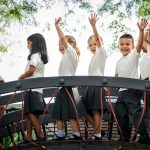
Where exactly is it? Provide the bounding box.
[27,40,32,52]
[118,37,134,56]
[88,36,97,54]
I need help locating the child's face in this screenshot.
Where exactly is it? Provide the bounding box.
[118,38,134,56]
[88,38,97,54]
[27,40,32,52]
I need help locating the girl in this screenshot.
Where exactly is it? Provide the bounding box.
[18,33,48,141]
[52,17,83,141]
[83,13,107,140]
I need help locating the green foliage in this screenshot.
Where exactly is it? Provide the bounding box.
[0,44,7,53]
[0,0,55,29]
[0,0,149,54]
[139,0,150,18]
[79,2,92,9]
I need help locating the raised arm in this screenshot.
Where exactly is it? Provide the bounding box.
[136,18,148,53]
[55,17,68,49]
[89,13,103,48]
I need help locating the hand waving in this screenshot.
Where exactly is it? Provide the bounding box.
[88,13,99,26]
[137,18,148,31]
[55,17,62,26]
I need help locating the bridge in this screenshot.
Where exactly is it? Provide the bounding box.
[0,76,150,150]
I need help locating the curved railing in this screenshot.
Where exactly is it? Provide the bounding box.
[0,76,150,150]
[0,76,150,94]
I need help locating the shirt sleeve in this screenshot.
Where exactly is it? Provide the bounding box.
[65,44,78,60]
[29,54,40,68]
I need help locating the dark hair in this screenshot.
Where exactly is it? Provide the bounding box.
[119,34,134,45]
[27,33,48,64]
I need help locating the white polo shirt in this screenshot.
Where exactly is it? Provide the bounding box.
[25,53,45,93]
[115,49,140,91]
[59,44,78,76]
[88,46,107,76]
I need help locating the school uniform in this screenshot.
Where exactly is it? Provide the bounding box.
[115,49,149,142]
[23,53,46,115]
[52,44,85,120]
[83,46,107,114]
[140,44,150,112]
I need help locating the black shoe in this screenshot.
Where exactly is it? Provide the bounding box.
[52,135,65,141]
[91,135,102,140]
[117,138,129,142]
[66,134,81,140]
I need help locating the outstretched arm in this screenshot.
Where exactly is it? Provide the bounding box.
[55,17,68,49]
[136,18,148,53]
[89,13,103,48]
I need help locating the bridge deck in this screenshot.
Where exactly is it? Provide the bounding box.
[5,140,150,150]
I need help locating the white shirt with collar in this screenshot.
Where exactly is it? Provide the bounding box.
[88,46,107,76]
[25,53,45,93]
[115,49,140,91]
[59,44,78,76]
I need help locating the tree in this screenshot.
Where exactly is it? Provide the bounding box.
[0,0,55,52]
[0,0,149,53]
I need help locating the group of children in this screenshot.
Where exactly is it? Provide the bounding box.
[0,13,150,144]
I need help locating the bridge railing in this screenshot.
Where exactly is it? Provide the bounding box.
[0,76,150,146]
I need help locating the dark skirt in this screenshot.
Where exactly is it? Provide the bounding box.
[82,87,107,114]
[52,87,86,120]
[24,91,46,116]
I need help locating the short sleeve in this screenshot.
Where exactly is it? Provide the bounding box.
[29,53,40,68]
[65,44,78,60]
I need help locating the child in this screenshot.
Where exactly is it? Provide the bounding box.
[83,13,107,140]
[140,27,150,113]
[115,19,149,144]
[52,17,83,141]
[18,33,48,142]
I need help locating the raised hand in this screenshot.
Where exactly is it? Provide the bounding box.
[55,17,62,26]
[88,13,99,26]
[137,18,148,31]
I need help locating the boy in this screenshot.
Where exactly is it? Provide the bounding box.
[115,18,149,144]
